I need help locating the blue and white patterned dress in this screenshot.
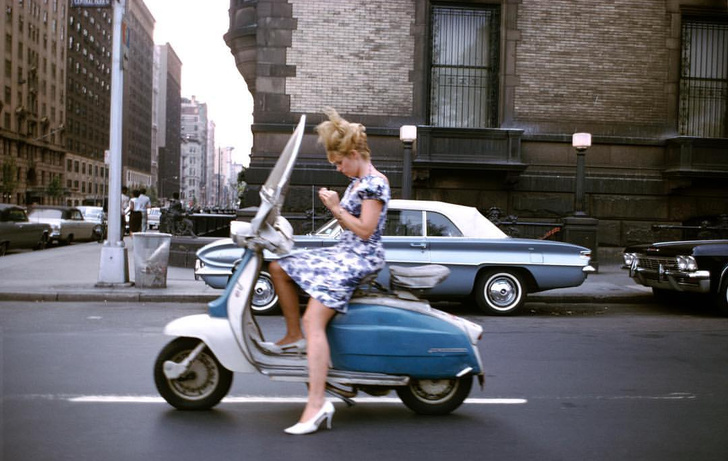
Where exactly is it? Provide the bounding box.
[278,175,390,312]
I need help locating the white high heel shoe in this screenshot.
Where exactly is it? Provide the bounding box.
[284,401,335,435]
[258,338,307,355]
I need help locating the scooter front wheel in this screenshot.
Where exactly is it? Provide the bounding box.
[396,376,473,415]
[154,337,233,410]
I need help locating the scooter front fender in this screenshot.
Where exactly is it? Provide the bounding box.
[163,314,257,374]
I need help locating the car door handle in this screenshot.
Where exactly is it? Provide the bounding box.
[409,243,427,249]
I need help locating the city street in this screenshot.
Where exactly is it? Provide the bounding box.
[2,300,727,460]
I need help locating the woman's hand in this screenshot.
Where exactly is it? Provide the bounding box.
[318,188,340,211]
[319,188,381,240]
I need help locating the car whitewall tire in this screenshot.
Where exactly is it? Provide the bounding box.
[475,270,527,315]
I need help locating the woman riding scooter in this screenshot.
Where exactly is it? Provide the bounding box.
[261,108,390,435]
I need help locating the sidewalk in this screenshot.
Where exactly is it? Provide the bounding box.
[0,241,652,304]
[0,239,220,303]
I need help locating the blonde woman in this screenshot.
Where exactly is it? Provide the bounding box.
[264,108,390,434]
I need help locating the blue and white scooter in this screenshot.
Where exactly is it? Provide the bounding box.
[153,116,485,415]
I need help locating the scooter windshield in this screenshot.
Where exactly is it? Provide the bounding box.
[249,115,306,235]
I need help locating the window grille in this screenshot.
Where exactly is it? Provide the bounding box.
[679,18,728,138]
[429,5,500,128]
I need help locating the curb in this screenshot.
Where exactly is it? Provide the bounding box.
[0,291,218,303]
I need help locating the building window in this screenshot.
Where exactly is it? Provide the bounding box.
[679,17,728,138]
[429,5,500,128]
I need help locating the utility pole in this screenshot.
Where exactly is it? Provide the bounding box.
[97,0,129,286]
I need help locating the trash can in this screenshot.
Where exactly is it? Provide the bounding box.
[133,232,172,288]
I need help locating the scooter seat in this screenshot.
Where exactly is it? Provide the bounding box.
[389,264,450,290]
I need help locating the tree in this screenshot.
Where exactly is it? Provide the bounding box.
[46,175,65,205]
[1,159,18,202]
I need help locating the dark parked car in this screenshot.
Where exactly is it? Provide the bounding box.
[623,239,728,315]
[196,199,595,316]
[0,204,52,256]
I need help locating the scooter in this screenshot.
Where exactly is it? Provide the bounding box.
[153,116,485,415]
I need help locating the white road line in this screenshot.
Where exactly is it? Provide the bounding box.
[20,393,696,404]
[66,396,528,405]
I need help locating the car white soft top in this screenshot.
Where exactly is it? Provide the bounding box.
[389,199,507,239]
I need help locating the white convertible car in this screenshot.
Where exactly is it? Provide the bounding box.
[195,199,595,315]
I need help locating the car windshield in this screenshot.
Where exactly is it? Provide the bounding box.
[3,208,28,222]
[311,218,340,236]
[30,209,62,219]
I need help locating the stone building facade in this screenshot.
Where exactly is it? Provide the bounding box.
[1,0,68,205]
[1,0,172,208]
[225,0,728,249]
[122,0,154,187]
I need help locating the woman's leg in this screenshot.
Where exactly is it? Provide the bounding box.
[269,261,304,344]
[298,299,337,422]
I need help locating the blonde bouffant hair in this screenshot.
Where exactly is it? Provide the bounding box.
[315,107,371,163]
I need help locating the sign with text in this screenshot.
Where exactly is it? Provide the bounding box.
[71,0,111,7]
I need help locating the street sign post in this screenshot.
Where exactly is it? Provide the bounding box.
[71,0,112,7]
[97,0,129,286]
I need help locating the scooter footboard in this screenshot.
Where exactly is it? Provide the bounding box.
[163,314,257,373]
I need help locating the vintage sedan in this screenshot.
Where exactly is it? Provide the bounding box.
[196,199,594,315]
[623,239,728,315]
[147,207,161,230]
[28,206,102,244]
[76,205,107,240]
[0,204,51,256]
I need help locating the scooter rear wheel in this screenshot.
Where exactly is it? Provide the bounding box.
[154,337,233,410]
[396,376,473,415]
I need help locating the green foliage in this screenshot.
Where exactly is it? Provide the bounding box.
[1,159,18,198]
[46,175,64,199]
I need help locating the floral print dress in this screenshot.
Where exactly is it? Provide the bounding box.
[278,175,390,312]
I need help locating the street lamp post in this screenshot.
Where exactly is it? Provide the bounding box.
[399,125,417,200]
[97,0,129,286]
[572,132,591,216]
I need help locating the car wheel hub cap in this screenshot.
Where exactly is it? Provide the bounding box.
[489,279,516,306]
[253,278,274,305]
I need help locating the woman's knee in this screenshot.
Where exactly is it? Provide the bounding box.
[269,261,287,281]
[302,301,335,332]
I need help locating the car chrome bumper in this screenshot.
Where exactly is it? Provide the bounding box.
[194,259,231,288]
[627,265,711,293]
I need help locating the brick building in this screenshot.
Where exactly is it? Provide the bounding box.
[225,0,728,250]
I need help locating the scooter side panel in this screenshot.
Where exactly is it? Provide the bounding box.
[163,314,257,373]
[327,303,482,379]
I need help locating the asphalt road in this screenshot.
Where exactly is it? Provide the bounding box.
[2,301,727,461]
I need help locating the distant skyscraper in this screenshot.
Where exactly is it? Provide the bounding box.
[154,44,182,200]
[180,96,208,206]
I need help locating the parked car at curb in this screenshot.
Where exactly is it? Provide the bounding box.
[195,199,595,316]
[0,204,52,256]
[623,239,728,315]
[148,207,161,230]
[76,206,107,241]
[28,206,103,244]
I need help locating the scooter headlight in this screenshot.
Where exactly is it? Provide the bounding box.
[676,255,698,271]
